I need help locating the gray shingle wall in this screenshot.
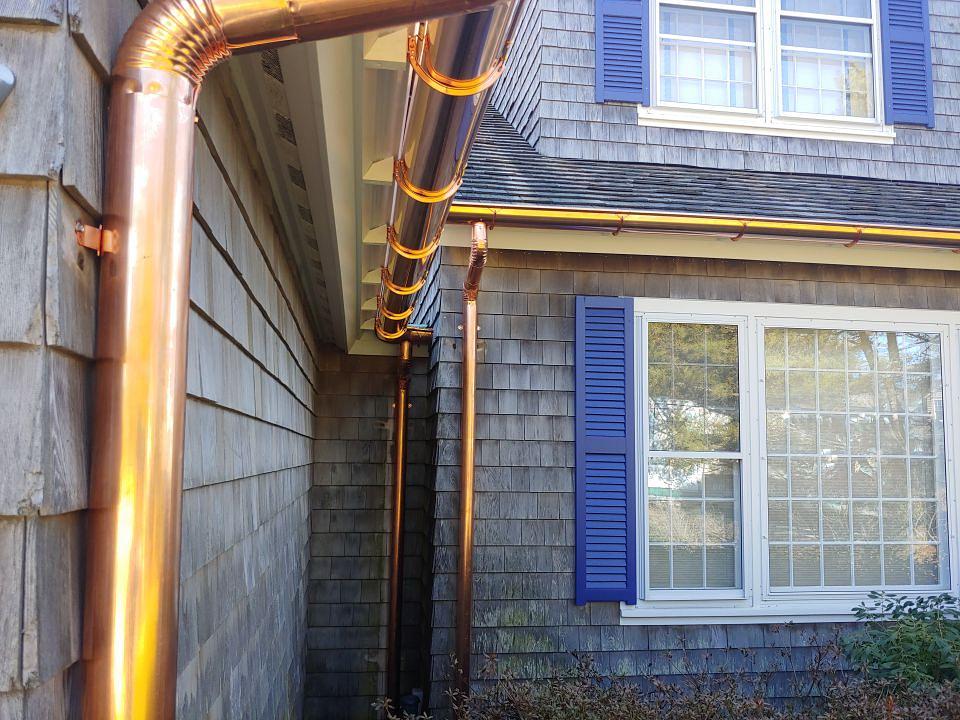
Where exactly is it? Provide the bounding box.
[493,0,960,183]
[305,351,434,720]
[0,8,320,717]
[425,247,960,710]
[491,0,543,147]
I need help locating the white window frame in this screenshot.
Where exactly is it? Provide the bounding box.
[638,0,895,144]
[622,298,960,625]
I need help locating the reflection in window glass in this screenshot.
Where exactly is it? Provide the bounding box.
[765,329,947,590]
[649,323,740,452]
[659,4,758,108]
[647,322,742,591]
[649,460,741,589]
[780,9,875,117]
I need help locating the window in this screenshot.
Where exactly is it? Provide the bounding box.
[645,0,892,140]
[645,322,744,594]
[764,328,947,590]
[624,299,958,623]
[659,1,758,109]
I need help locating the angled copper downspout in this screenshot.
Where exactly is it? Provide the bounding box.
[374,6,523,341]
[83,2,505,718]
[455,221,488,692]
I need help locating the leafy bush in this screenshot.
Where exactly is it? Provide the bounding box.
[842,592,960,686]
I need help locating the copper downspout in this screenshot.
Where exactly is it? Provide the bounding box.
[82,2,504,718]
[455,221,488,692]
[387,338,413,703]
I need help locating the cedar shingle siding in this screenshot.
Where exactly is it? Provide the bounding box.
[495,0,960,182]
[0,7,321,716]
[424,247,960,709]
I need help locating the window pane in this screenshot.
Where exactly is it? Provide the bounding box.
[765,328,947,590]
[648,459,741,589]
[780,17,874,118]
[781,0,871,18]
[649,323,740,452]
[659,5,758,109]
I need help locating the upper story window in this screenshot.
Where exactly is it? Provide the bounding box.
[594,0,936,140]
[652,0,883,132]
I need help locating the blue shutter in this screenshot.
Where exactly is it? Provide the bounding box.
[595,0,650,105]
[881,0,934,127]
[575,296,638,605]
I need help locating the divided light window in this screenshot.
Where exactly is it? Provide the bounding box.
[653,0,882,124]
[628,300,956,621]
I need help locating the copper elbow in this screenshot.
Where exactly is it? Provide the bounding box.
[463,221,488,301]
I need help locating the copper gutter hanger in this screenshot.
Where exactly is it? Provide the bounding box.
[81,1,509,717]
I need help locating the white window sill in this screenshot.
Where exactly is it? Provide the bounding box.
[620,600,865,625]
[636,106,896,144]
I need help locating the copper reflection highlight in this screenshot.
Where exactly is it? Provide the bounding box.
[83,66,198,720]
[83,1,505,718]
[455,222,488,692]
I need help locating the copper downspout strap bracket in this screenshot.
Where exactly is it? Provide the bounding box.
[394,158,463,204]
[387,224,443,260]
[381,266,427,296]
[75,221,118,255]
[845,227,863,248]
[377,293,416,322]
[408,29,509,96]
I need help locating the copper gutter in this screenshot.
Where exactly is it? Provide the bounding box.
[82,2,505,718]
[374,5,523,341]
[448,203,960,250]
[455,221,487,692]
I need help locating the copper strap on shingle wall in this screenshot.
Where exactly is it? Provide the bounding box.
[82,2,507,718]
[374,3,524,343]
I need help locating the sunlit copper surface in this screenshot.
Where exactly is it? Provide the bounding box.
[375,3,523,341]
[83,1,505,718]
[447,203,960,250]
[455,222,488,692]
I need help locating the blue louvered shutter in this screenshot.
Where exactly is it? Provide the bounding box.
[575,296,638,605]
[595,0,650,105]
[880,0,934,127]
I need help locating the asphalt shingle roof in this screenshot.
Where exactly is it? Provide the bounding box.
[459,109,960,229]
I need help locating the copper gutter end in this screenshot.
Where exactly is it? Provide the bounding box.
[454,221,488,693]
[447,203,960,251]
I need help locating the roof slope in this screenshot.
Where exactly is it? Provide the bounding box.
[459,109,960,229]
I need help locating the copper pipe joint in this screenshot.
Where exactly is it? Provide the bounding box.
[463,221,488,301]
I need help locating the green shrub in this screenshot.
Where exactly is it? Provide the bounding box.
[842,592,960,687]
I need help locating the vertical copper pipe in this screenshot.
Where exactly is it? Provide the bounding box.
[82,2,504,718]
[387,339,413,702]
[82,66,199,720]
[455,222,488,692]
